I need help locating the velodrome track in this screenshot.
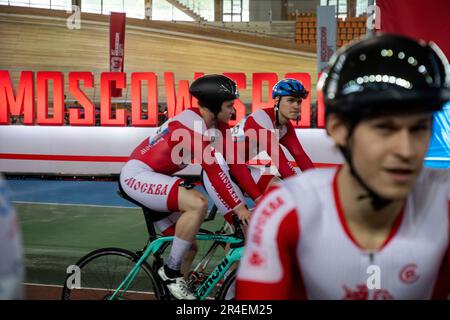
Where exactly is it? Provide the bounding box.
[9,179,240,299]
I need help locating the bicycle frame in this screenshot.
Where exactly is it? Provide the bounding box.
[109,233,243,300]
[195,241,242,299]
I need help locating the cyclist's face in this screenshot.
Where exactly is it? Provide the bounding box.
[343,112,432,199]
[278,96,302,120]
[217,100,236,123]
[327,113,432,200]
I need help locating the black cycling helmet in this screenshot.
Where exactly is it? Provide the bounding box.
[189,74,239,115]
[319,33,450,121]
[318,33,450,210]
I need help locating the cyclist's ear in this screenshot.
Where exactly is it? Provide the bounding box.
[326,113,349,146]
[273,96,281,105]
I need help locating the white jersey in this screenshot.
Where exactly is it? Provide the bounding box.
[236,167,450,299]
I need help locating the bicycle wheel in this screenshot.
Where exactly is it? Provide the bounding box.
[216,269,236,300]
[61,247,165,300]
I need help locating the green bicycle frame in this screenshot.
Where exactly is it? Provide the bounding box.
[195,240,242,299]
[109,233,243,300]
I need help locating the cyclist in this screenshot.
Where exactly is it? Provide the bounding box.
[236,33,450,299]
[202,78,314,223]
[119,74,252,300]
[0,174,24,299]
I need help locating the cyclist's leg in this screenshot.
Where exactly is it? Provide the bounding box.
[146,184,206,280]
[157,187,206,297]
[156,218,199,279]
[180,241,198,280]
[119,160,183,212]
[153,215,198,279]
[176,187,208,241]
[120,160,201,299]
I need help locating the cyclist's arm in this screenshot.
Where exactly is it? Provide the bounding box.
[245,116,297,178]
[280,122,314,172]
[217,122,263,202]
[192,130,243,211]
[229,164,263,201]
[236,185,305,299]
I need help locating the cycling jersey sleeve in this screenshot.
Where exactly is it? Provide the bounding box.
[244,116,297,178]
[236,185,306,299]
[228,164,262,201]
[217,123,263,201]
[281,122,314,172]
[190,128,243,211]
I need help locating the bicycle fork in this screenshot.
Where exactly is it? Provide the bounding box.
[109,237,174,300]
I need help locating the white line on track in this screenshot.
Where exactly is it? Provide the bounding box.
[24,283,154,295]
[13,201,137,209]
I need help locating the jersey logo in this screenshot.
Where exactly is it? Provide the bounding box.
[123,178,169,196]
[252,195,285,246]
[248,251,265,267]
[342,284,394,300]
[399,263,420,284]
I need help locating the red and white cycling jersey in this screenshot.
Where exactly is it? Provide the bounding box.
[236,167,450,300]
[201,108,316,219]
[232,108,314,178]
[128,108,250,211]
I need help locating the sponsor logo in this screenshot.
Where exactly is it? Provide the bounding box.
[140,144,152,156]
[252,195,284,246]
[218,172,240,204]
[198,258,229,297]
[124,178,168,195]
[399,263,419,284]
[342,284,393,300]
[249,251,265,267]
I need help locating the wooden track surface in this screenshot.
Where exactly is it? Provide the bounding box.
[0,6,318,103]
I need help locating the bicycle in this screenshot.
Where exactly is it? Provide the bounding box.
[61,182,244,300]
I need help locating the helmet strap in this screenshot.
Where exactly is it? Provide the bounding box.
[274,98,281,127]
[296,98,303,126]
[338,143,392,211]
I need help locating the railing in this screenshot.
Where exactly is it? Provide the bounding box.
[178,0,200,14]
[176,0,211,21]
[0,0,71,10]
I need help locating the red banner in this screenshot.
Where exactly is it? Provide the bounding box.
[109,12,126,97]
[378,0,450,59]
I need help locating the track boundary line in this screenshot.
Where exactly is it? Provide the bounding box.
[13,201,136,209]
